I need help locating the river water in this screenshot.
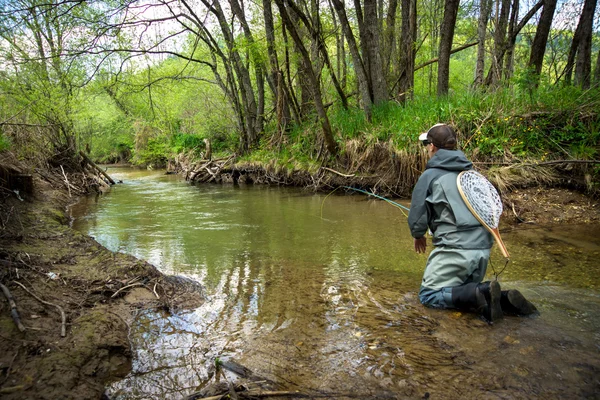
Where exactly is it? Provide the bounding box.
[70,167,600,399]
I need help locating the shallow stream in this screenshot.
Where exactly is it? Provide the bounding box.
[71,167,600,399]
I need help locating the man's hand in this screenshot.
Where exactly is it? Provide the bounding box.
[414,237,427,253]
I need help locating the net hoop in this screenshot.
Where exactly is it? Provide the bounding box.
[457,170,510,259]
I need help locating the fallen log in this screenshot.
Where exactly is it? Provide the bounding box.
[79,151,115,185]
[0,282,26,332]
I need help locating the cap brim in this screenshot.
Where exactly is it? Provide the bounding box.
[418,132,428,141]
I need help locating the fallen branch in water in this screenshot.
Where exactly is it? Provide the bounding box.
[189,155,236,183]
[0,282,26,332]
[13,281,66,337]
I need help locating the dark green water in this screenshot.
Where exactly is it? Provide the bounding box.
[71,167,600,399]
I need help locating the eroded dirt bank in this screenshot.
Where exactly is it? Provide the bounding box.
[1,156,599,400]
[0,173,204,399]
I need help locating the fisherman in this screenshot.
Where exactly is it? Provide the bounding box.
[408,123,537,323]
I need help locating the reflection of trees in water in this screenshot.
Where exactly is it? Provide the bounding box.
[106,253,269,399]
[106,311,211,399]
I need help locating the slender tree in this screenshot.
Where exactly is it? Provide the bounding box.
[563,0,598,88]
[527,0,558,85]
[474,0,493,88]
[437,0,460,96]
[485,0,511,86]
[275,0,338,155]
[331,0,374,120]
[398,0,417,101]
[262,0,293,134]
[383,0,399,76]
[363,0,389,103]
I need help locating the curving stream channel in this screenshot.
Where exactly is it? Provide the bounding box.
[70,167,600,399]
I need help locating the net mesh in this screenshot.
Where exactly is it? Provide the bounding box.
[458,170,503,229]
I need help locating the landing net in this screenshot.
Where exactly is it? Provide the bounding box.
[457,170,503,230]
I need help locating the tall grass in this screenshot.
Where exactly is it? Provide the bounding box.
[246,85,599,178]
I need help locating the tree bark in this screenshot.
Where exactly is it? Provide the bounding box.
[474,0,492,87]
[363,0,388,104]
[527,0,558,82]
[479,0,542,86]
[503,0,520,80]
[437,0,460,96]
[262,0,291,135]
[485,0,511,86]
[564,0,598,88]
[383,0,399,76]
[398,0,417,101]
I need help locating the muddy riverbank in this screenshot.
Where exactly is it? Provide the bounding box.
[0,161,599,399]
[0,170,204,399]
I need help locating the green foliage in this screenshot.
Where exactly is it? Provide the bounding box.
[133,137,169,167]
[0,134,11,152]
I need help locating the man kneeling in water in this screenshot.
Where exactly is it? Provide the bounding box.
[407,123,537,323]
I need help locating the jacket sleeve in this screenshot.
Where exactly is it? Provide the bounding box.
[407,173,431,238]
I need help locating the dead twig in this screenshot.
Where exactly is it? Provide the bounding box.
[321,166,355,177]
[0,282,26,332]
[12,281,66,337]
[60,165,72,198]
[110,282,145,298]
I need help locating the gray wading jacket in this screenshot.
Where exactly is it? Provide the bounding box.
[408,149,493,249]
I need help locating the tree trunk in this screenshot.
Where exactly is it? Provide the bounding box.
[574,0,597,88]
[229,0,266,135]
[331,0,373,120]
[527,0,558,82]
[485,0,511,86]
[284,0,349,109]
[275,0,338,156]
[474,0,492,87]
[281,21,302,125]
[503,0,519,80]
[398,0,417,102]
[478,0,542,87]
[198,0,259,152]
[262,0,291,134]
[437,0,460,96]
[383,0,399,76]
[363,0,388,104]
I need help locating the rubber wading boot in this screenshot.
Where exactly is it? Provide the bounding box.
[451,281,503,323]
[478,281,503,323]
[500,290,538,316]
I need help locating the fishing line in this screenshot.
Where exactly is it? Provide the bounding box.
[320,186,410,219]
[341,186,410,217]
[320,186,343,220]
